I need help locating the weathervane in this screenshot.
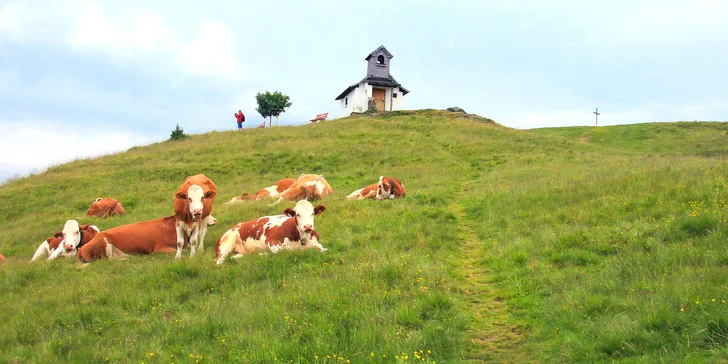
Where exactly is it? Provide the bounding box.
[593,108,600,127]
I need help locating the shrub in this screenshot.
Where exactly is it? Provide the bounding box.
[169,124,188,141]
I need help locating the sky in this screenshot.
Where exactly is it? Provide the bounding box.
[0,0,727,182]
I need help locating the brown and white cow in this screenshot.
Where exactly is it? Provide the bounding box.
[174,174,217,259]
[76,215,217,263]
[224,178,296,204]
[346,183,379,200]
[347,176,407,200]
[86,198,126,218]
[270,174,334,205]
[31,220,100,261]
[215,200,327,265]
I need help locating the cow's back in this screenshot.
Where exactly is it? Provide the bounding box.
[275,178,296,193]
[86,198,125,218]
[282,174,333,201]
[97,217,177,254]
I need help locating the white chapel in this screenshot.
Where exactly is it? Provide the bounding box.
[335,45,410,117]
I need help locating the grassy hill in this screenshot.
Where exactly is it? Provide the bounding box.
[1,110,727,363]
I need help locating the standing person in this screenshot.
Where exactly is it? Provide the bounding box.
[235,109,245,130]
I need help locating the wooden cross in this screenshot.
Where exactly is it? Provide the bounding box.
[593,108,600,126]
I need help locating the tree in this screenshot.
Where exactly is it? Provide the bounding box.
[255,91,292,127]
[169,123,188,140]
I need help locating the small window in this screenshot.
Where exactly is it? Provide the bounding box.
[345,97,348,106]
[393,93,398,98]
[377,55,385,65]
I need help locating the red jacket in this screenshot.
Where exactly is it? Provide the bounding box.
[235,112,244,122]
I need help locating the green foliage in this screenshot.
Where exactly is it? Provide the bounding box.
[1,111,727,362]
[169,123,188,141]
[255,90,292,126]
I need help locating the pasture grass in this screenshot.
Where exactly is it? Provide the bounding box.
[1,110,727,362]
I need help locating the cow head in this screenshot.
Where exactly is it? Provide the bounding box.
[375,176,396,200]
[176,185,216,222]
[283,200,326,237]
[62,222,100,252]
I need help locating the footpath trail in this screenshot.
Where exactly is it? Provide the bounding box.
[451,179,526,363]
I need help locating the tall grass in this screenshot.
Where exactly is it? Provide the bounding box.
[1,110,727,362]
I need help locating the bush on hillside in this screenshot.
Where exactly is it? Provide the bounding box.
[169,124,188,141]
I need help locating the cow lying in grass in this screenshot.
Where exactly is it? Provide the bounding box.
[270,174,334,205]
[215,200,327,265]
[86,197,125,218]
[76,215,217,264]
[31,220,100,261]
[225,178,296,204]
[346,176,407,200]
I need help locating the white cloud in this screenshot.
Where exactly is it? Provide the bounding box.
[67,3,171,57]
[0,3,26,40]
[0,120,155,172]
[0,1,244,79]
[176,19,240,77]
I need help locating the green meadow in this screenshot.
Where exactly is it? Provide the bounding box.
[1,110,727,363]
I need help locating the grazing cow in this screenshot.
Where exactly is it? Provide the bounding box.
[31,220,100,261]
[215,200,327,265]
[224,178,296,204]
[174,174,217,259]
[270,174,334,205]
[346,176,407,200]
[86,198,126,218]
[77,215,217,263]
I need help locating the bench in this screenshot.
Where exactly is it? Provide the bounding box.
[310,112,328,123]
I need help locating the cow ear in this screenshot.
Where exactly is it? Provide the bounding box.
[175,192,187,199]
[54,232,64,239]
[79,224,90,231]
[241,192,249,198]
[284,208,296,217]
[94,198,102,203]
[204,191,216,199]
[314,205,326,215]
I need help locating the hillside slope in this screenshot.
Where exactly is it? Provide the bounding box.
[1,111,727,363]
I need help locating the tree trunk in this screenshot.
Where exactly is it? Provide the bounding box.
[269,116,272,127]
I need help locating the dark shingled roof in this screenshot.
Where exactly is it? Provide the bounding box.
[335,74,410,100]
[365,45,393,61]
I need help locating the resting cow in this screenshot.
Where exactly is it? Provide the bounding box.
[86,198,125,218]
[215,200,327,265]
[76,215,217,263]
[174,174,217,259]
[225,178,296,204]
[347,176,407,200]
[270,174,334,205]
[31,220,100,261]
